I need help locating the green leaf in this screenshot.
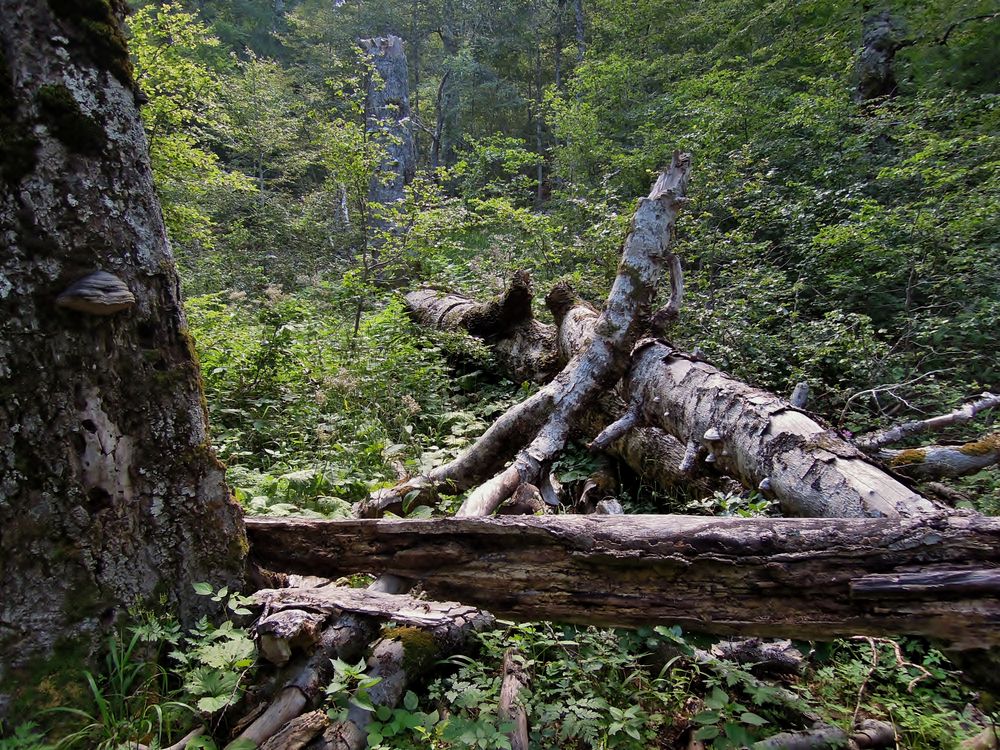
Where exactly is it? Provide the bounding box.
[704,686,730,710]
[693,710,721,724]
[403,690,419,711]
[740,712,768,726]
[693,725,720,740]
[193,582,214,596]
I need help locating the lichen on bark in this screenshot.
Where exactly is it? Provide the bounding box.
[0,0,245,719]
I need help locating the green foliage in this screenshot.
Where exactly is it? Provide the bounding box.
[686,490,775,518]
[5,587,256,748]
[810,638,981,747]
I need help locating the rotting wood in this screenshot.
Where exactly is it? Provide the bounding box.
[626,342,940,518]
[258,710,328,750]
[245,514,1000,651]
[257,609,326,666]
[317,607,494,749]
[708,638,805,676]
[455,153,692,517]
[498,649,530,750]
[880,433,999,479]
[252,586,488,630]
[404,275,940,518]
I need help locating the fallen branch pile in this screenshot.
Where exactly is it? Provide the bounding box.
[231,157,999,748]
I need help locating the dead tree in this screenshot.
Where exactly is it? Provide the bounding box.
[240,159,999,744]
[246,514,1000,656]
[360,35,415,284]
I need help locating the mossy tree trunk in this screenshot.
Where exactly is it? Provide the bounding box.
[0,0,245,717]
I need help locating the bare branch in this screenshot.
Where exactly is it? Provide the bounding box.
[858,392,1000,451]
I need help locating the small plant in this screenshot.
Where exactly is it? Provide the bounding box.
[688,685,769,747]
[324,657,383,721]
[686,490,775,518]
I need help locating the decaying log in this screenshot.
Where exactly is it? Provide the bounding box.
[498,649,530,750]
[626,343,937,518]
[405,270,557,383]
[228,576,413,749]
[880,433,999,479]
[708,638,805,676]
[455,154,692,516]
[405,277,938,518]
[857,392,1000,451]
[245,514,1000,651]
[317,607,494,749]
[257,609,326,666]
[259,710,329,750]
[752,726,851,750]
[253,586,488,631]
[752,719,895,749]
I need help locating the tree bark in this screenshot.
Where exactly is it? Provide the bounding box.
[856,11,905,102]
[880,433,1000,479]
[361,35,415,277]
[627,343,937,518]
[498,649,530,750]
[404,281,937,518]
[0,0,245,716]
[245,514,1000,651]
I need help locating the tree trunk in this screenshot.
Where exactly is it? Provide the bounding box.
[404,280,937,519]
[856,10,904,102]
[245,514,1000,653]
[0,0,245,717]
[361,35,415,277]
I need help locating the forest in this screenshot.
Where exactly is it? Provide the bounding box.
[0,0,998,748]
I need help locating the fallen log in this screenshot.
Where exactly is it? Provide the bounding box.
[252,586,488,631]
[317,607,494,749]
[245,514,1000,650]
[880,433,999,479]
[627,343,938,518]
[405,278,939,519]
[857,392,1000,451]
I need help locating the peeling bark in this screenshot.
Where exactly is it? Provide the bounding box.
[245,514,1000,653]
[627,343,938,518]
[0,0,245,715]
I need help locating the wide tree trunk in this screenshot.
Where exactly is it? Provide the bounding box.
[0,0,245,717]
[245,515,1000,652]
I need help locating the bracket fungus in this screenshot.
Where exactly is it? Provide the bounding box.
[56,271,135,316]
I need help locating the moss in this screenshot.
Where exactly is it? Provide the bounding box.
[0,47,39,183]
[47,0,134,87]
[1,637,91,723]
[35,84,106,155]
[382,626,438,674]
[889,448,926,467]
[958,433,1000,457]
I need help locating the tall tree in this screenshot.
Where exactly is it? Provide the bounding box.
[0,0,245,717]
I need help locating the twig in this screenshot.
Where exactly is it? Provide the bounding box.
[857,392,1000,451]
